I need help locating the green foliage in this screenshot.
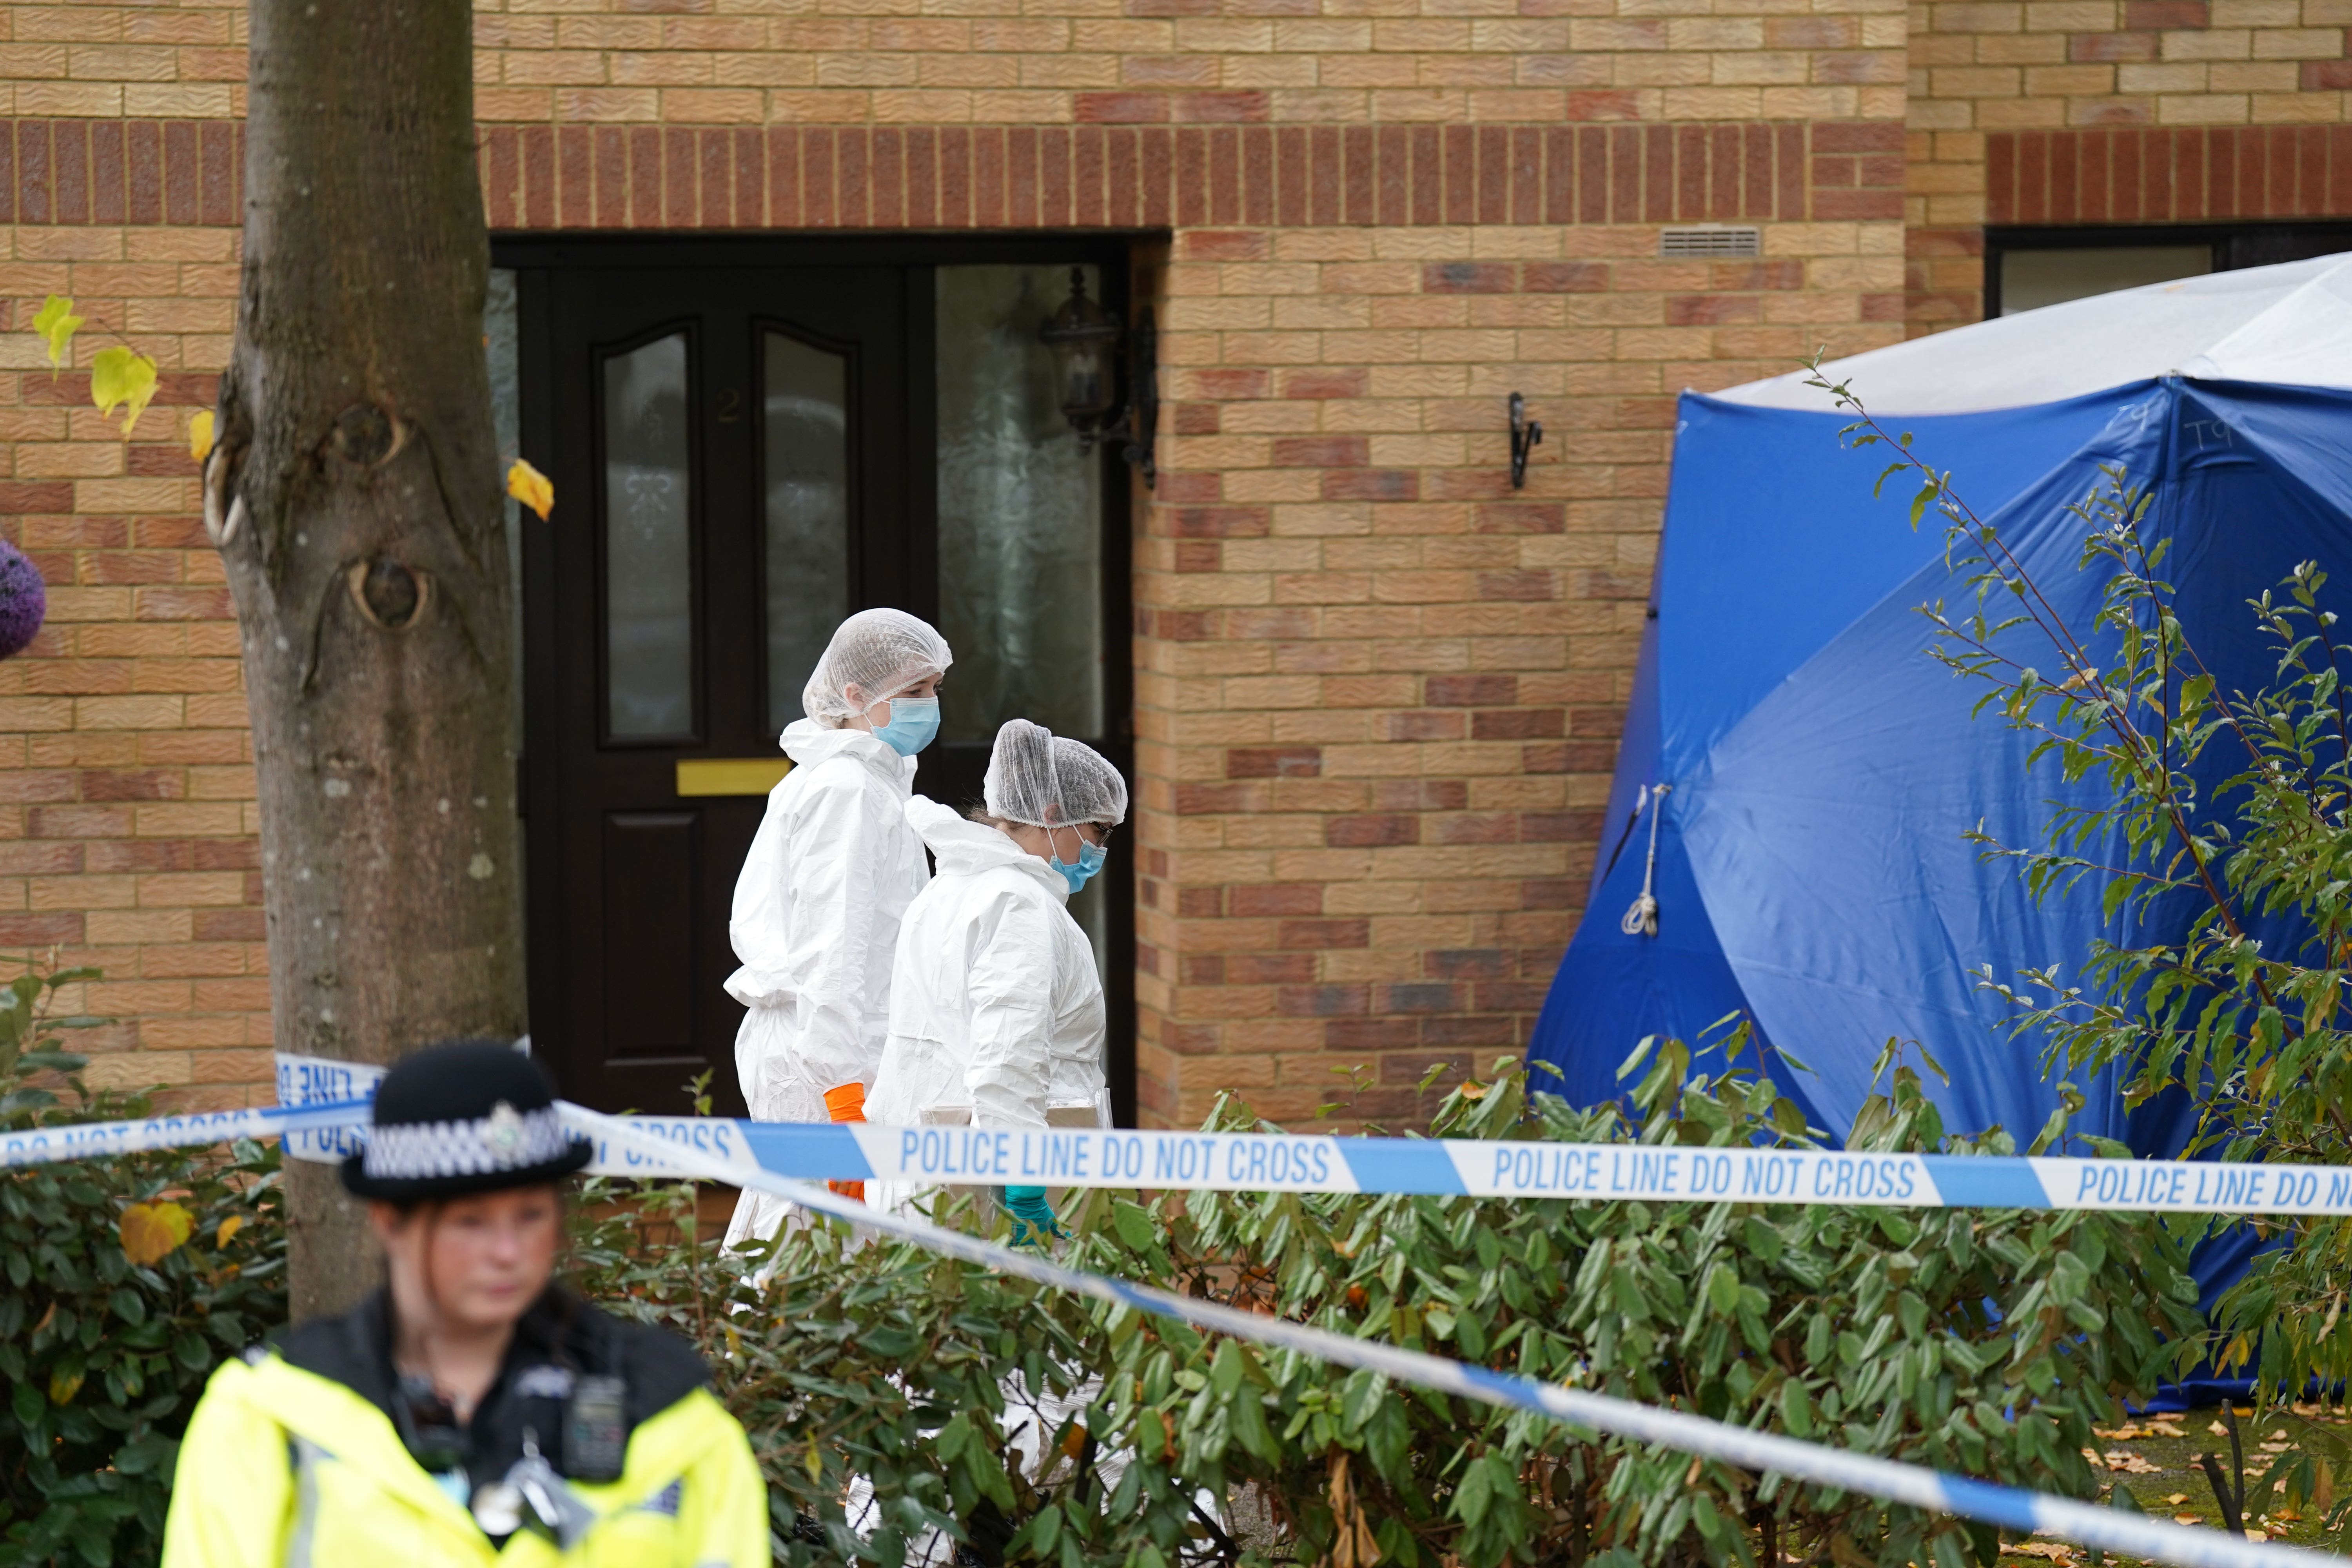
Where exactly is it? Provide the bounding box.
[0,955,286,1568]
[577,1047,2203,1568]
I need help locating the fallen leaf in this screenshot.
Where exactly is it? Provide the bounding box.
[189,409,215,464]
[2103,1450,2162,1474]
[2151,1421,2187,1437]
[2211,1421,2232,1437]
[2009,1543,2074,1561]
[120,1199,193,1265]
[2166,1494,2189,1506]
[507,457,554,521]
[90,345,159,437]
[31,294,82,371]
[2247,1530,2268,1542]
[214,1214,242,1248]
[2174,1514,2203,1526]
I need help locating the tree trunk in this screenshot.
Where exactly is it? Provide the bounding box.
[219,0,523,1321]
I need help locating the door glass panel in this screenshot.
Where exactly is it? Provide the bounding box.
[764,330,853,736]
[936,265,1105,744]
[938,265,1112,973]
[603,332,694,739]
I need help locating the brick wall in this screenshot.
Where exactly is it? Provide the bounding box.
[0,222,251,1097]
[0,100,1904,1118]
[1908,0,2352,330]
[1128,213,1896,1125]
[1,2,1904,128]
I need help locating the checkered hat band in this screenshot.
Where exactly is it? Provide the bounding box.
[361,1105,574,1181]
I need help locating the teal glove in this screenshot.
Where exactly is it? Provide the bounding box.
[1003,1185,1063,1247]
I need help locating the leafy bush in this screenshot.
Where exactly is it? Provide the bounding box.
[0,960,2206,1568]
[578,1045,2203,1568]
[0,956,287,1568]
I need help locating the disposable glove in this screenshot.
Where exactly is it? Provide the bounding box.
[823,1082,867,1203]
[1002,1185,1063,1247]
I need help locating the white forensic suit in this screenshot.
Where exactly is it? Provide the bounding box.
[724,719,931,1252]
[851,795,1121,1561]
[867,797,1111,1212]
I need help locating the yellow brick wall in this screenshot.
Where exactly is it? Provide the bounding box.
[0,223,258,1100]
[0,0,1911,129]
[1907,0,2352,329]
[1129,218,1897,1124]
[0,0,1920,1121]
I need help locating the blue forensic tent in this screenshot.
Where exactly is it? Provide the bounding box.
[1528,256,2352,1163]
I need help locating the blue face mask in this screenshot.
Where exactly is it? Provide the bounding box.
[1049,833,1109,895]
[870,696,939,757]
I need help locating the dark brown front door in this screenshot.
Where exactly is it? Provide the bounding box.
[507,241,1134,1118]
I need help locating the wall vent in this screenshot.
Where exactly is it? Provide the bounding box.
[1658,225,1762,258]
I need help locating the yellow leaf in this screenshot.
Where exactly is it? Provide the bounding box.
[506,457,554,521]
[90,345,160,438]
[120,1199,193,1266]
[48,1366,83,1405]
[214,1214,243,1249]
[189,410,216,465]
[31,295,82,372]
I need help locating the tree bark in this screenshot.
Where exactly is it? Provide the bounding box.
[220,0,523,1321]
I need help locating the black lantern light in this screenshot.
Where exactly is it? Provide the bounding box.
[1038,267,1157,487]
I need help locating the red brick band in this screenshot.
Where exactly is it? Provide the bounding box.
[1988,125,2352,227]
[0,118,1903,230]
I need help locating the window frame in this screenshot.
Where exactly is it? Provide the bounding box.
[1985,221,2352,318]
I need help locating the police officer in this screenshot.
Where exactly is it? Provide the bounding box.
[162,1041,770,1566]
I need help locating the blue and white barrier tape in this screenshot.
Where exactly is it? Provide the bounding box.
[0,1050,2341,1220]
[0,1098,377,1171]
[564,1100,2335,1568]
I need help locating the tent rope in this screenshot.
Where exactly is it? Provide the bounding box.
[1620,783,1671,937]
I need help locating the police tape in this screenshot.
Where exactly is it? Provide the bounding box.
[269,1053,2352,1215]
[0,1098,377,1171]
[0,1049,2331,1220]
[559,1100,2328,1568]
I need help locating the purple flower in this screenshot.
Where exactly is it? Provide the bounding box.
[0,537,47,660]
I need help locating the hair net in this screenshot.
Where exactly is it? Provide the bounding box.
[802,608,953,727]
[984,719,1129,828]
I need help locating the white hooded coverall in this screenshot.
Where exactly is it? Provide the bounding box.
[724,719,930,1251]
[867,797,1111,1186]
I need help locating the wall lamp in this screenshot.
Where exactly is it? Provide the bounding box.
[1039,268,1158,488]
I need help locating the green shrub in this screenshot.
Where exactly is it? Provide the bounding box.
[577,1044,2206,1568]
[0,950,2208,1568]
[0,956,287,1568]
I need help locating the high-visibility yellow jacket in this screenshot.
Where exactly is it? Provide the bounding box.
[160,1327,770,1567]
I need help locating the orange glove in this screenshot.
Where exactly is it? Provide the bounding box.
[823,1082,867,1203]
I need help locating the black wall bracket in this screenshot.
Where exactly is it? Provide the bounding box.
[1121,309,1158,488]
[1509,392,1542,489]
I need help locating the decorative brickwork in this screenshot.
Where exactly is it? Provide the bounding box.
[0,118,1907,232]
[1985,122,2352,220]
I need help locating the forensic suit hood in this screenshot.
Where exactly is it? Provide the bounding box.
[866,798,1110,1138]
[724,718,929,1248]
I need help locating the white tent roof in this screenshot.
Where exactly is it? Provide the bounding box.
[1721,253,2352,414]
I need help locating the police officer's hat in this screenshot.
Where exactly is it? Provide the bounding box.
[341,1040,595,1203]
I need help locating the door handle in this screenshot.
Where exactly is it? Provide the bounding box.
[675,758,793,797]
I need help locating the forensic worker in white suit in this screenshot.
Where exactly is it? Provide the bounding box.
[723,608,951,1254]
[867,718,1127,1240]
